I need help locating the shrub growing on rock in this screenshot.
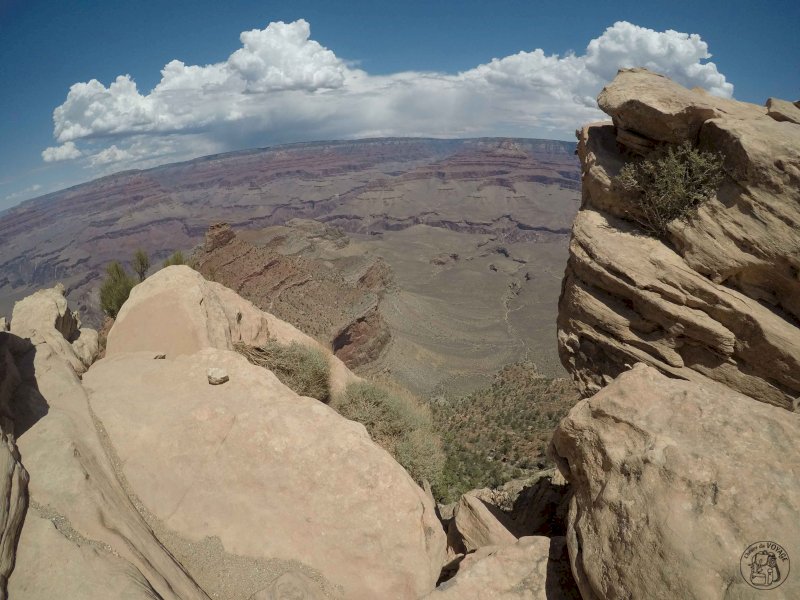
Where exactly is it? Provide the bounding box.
[99,261,135,317]
[132,249,150,282]
[616,141,724,237]
[234,340,331,402]
[162,250,186,268]
[332,381,445,488]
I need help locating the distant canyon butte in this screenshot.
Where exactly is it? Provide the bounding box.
[0,138,580,394]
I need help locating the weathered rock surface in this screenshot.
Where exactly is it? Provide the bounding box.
[551,364,800,600]
[9,514,159,600]
[108,266,357,395]
[560,68,800,408]
[0,336,28,599]
[767,97,800,124]
[10,284,93,375]
[71,328,99,369]
[428,536,580,599]
[448,492,517,554]
[8,289,209,598]
[2,269,450,598]
[206,367,229,385]
[86,266,446,599]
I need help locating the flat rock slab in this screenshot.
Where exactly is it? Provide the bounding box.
[427,536,580,599]
[83,348,445,599]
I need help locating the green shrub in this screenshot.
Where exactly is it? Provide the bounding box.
[332,381,445,488]
[132,249,150,282]
[234,340,331,403]
[432,362,579,503]
[99,261,135,317]
[163,250,186,268]
[616,141,724,237]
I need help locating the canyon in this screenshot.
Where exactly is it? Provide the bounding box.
[0,137,581,393]
[0,69,798,599]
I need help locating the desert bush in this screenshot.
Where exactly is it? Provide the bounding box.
[234,340,330,403]
[162,250,186,268]
[332,381,445,488]
[432,362,579,503]
[616,141,724,237]
[132,249,150,282]
[99,261,135,317]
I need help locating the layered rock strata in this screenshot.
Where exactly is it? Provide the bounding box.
[559,68,800,409]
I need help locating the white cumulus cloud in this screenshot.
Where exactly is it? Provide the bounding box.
[44,20,734,171]
[42,141,83,162]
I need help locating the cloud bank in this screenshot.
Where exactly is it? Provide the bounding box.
[42,19,733,170]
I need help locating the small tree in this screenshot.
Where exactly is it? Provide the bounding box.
[162,250,185,268]
[616,141,724,237]
[99,261,135,318]
[132,249,150,282]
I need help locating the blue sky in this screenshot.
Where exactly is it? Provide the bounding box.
[1,0,798,209]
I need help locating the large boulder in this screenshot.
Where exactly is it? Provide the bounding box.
[560,69,800,408]
[7,294,209,598]
[766,97,800,124]
[84,266,446,599]
[107,266,356,395]
[597,68,767,146]
[427,536,580,599]
[10,284,94,375]
[551,364,800,600]
[447,492,517,553]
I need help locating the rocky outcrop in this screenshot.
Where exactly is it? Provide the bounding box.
[204,221,236,252]
[106,265,272,358]
[428,536,580,599]
[92,267,446,598]
[0,336,28,599]
[331,302,391,367]
[8,286,209,599]
[559,68,800,409]
[2,270,450,598]
[766,97,800,125]
[551,364,800,599]
[192,222,394,370]
[447,492,517,554]
[108,265,357,395]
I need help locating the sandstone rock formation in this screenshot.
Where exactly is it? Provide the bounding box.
[559,68,800,409]
[1,269,451,598]
[8,285,208,599]
[95,266,446,598]
[0,336,28,600]
[551,364,800,599]
[447,492,517,553]
[192,222,394,371]
[766,97,800,124]
[428,536,580,599]
[108,265,357,396]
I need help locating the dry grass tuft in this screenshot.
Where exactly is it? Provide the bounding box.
[234,340,331,403]
[332,380,445,488]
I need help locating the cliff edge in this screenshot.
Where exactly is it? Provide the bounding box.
[558,68,800,409]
